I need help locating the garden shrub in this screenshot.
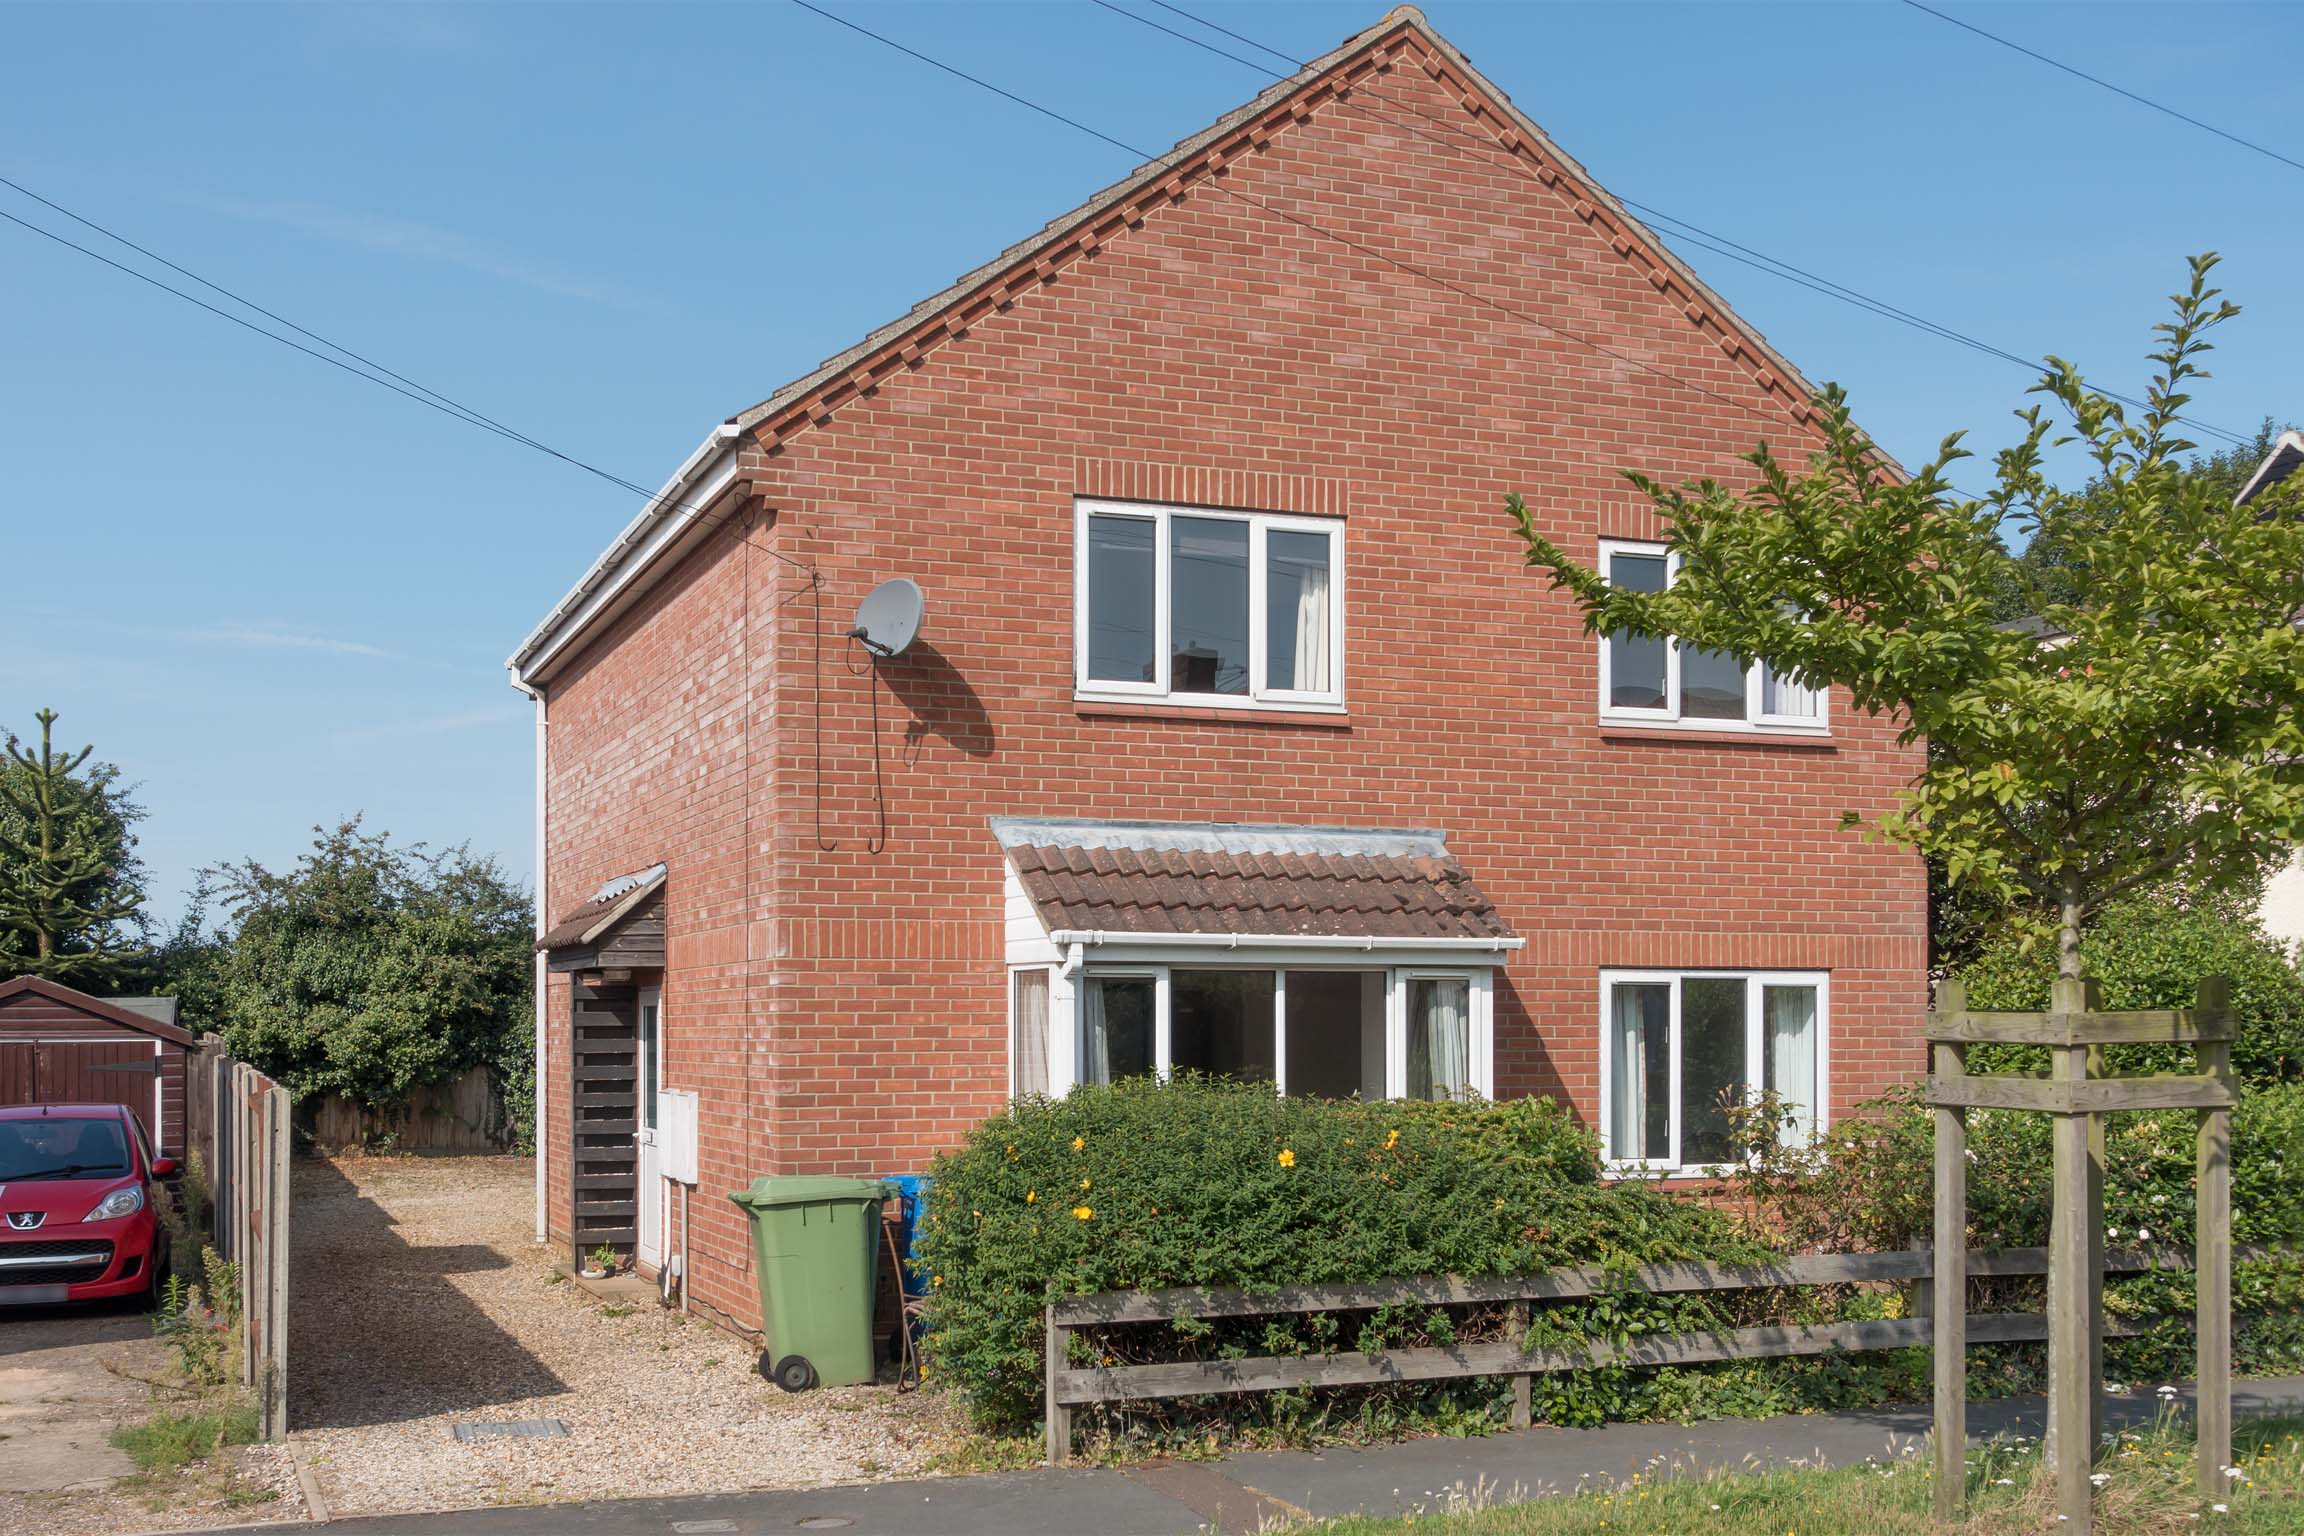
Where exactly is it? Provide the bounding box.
[915,1076,1773,1437]
[917,1075,2304,1448]
[1954,894,2304,1084]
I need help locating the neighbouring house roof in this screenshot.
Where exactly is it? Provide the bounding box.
[507,3,1849,689]
[2237,430,2304,508]
[0,975,196,1047]
[536,862,668,952]
[992,818,1516,942]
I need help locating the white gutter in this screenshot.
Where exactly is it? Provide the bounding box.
[507,421,745,685]
[1047,931,1524,953]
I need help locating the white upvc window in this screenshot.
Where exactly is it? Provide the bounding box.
[1596,539,1826,734]
[1074,498,1344,711]
[1009,967,1052,1098]
[1064,964,1492,1101]
[1598,969,1828,1175]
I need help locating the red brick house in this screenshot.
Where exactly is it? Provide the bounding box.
[508,7,1926,1334]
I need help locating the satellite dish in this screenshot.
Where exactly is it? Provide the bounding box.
[850,578,924,658]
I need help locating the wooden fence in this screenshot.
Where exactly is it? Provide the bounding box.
[186,1036,292,1441]
[305,1063,508,1153]
[1044,1243,2261,1464]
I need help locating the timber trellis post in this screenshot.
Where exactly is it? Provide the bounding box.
[1925,975,2236,1533]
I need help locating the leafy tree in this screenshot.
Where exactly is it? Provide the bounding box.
[0,708,149,985]
[1507,255,2304,978]
[1993,418,2299,622]
[201,819,533,1146]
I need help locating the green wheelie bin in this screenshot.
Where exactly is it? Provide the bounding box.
[728,1175,891,1391]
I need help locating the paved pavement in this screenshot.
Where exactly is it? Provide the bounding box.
[0,1302,160,1497]
[179,1376,2304,1536]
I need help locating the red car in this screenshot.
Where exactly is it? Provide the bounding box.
[0,1103,175,1309]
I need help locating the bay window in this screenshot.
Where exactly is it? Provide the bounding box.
[1597,540,1825,732]
[1067,964,1489,1100]
[1076,499,1343,708]
[1600,970,1827,1172]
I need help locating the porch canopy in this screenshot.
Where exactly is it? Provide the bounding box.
[537,862,667,975]
[993,819,1521,1100]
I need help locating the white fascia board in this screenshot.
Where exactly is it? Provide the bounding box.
[506,423,746,686]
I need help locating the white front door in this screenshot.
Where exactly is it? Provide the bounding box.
[635,986,663,1270]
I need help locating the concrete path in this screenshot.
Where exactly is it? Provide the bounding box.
[178,1375,2304,1536]
[0,1304,159,1497]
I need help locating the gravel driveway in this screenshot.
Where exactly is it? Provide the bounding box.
[292,1155,956,1518]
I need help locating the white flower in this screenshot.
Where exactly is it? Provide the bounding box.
[2091,1472,2111,1485]
[2109,1226,2121,1238]
[2213,1503,2230,1513]
[2108,1382,2125,1394]
[2137,1228,2151,1242]
[2153,1193,2168,1205]
[1996,1478,2014,1486]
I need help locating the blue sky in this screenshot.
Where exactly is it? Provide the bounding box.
[3,1,2299,928]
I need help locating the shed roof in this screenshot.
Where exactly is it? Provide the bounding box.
[0,975,196,1047]
[536,863,668,952]
[994,818,1513,942]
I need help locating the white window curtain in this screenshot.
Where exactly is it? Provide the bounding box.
[1760,661,1822,720]
[1012,971,1050,1097]
[1080,978,1111,1086]
[1292,559,1331,692]
[1407,978,1470,1100]
[1764,984,1819,1146]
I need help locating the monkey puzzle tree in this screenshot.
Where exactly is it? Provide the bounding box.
[0,708,148,985]
[1508,255,2304,978]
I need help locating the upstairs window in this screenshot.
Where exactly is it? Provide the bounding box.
[1076,499,1343,709]
[1598,540,1824,732]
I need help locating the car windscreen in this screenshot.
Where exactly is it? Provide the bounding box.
[0,1118,133,1180]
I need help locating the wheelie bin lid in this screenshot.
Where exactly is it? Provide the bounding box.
[729,1175,893,1210]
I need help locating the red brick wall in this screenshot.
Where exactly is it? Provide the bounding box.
[535,33,1927,1330]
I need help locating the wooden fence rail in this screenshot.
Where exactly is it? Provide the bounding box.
[1043,1243,2273,1464]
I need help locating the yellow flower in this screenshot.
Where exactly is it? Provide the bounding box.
[1072,1135,1085,1151]
[1080,1177,1092,1190]
[1278,1148,1296,1168]
[1026,1190,1037,1204]
[1385,1128,1400,1151]
[932,1275,943,1286]
[1073,1205,1093,1220]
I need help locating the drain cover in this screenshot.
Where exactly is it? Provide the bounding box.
[450,1418,570,1441]
[796,1521,855,1531]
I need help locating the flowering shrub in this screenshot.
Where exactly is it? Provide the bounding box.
[914,1075,1767,1435]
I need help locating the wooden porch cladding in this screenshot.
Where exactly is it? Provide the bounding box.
[570,983,640,1260]
[546,887,667,975]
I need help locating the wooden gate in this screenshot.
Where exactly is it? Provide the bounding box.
[570,982,640,1268]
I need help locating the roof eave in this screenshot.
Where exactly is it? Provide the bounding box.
[506,423,748,689]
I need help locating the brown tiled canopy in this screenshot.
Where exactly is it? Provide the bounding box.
[995,820,1512,941]
[537,862,667,952]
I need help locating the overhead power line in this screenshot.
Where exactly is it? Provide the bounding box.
[1097,0,2252,449]
[784,0,1830,444]
[1899,0,2304,177]
[0,182,817,574]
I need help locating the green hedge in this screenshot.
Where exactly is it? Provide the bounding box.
[912,1076,1766,1434]
[917,1077,2304,1446]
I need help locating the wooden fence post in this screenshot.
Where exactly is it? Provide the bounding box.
[2047,1008,2096,1533]
[1509,1299,1532,1430]
[1931,997,1969,1524]
[1045,1303,1071,1466]
[2197,975,2234,1501]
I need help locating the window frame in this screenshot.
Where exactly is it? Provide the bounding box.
[1071,961,1490,1099]
[1074,497,1346,712]
[1595,539,1828,736]
[1595,968,1830,1176]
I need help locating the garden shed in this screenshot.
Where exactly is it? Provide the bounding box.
[0,974,195,1158]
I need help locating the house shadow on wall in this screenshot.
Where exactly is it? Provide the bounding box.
[885,639,996,762]
[289,1158,568,1430]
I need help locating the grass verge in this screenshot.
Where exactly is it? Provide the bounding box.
[1303,1410,2304,1536]
[111,1397,259,1474]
